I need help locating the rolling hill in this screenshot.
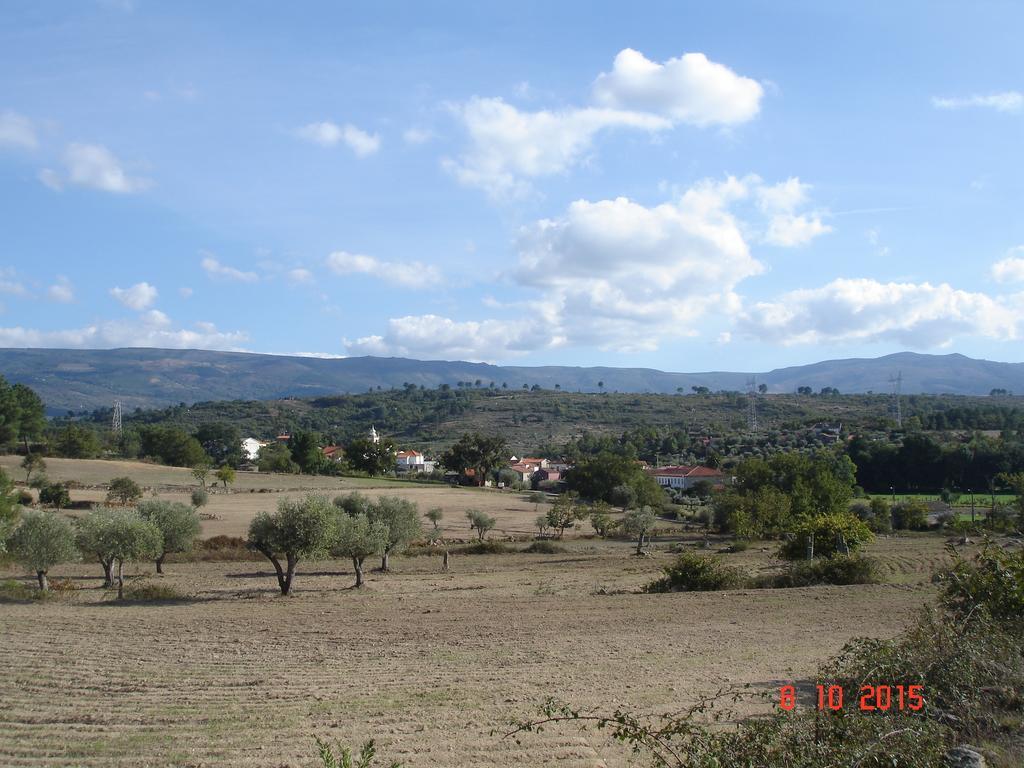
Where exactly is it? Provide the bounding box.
[0,347,1021,414]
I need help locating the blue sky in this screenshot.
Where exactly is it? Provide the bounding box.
[1,0,1023,372]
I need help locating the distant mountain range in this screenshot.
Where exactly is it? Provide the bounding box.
[0,348,1020,414]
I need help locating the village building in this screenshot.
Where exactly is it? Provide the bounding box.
[647,465,727,490]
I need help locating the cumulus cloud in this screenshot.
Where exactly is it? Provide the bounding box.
[991,247,1024,283]
[350,174,826,358]
[110,281,158,310]
[445,98,669,198]
[447,48,760,197]
[0,316,247,350]
[0,111,38,150]
[297,121,381,156]
[592,48,763,125]
[64,143,150,193]
[200,256,258,283]
[932,91,1022,113]
[345,314,553,361]
[0,269,27,296]
[739,278,1021,347]
[325,250,441,288]
[47,276,74,303]
[755,177,831,246]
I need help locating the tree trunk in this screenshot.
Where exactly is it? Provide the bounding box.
[442,548,450,572]
[281,555,297,595]
[99,557,114,588]
[381,549,390,572]
[353,556,364,588]
[155,554,165,574]
[36,570,48,592]
[117,559,125,599]
[635,534,644,555]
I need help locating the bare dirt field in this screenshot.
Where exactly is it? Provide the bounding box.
[0,457,958,767]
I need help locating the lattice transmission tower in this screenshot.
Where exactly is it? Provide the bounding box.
[112,400,123,435]
[746,377,759,433]
[888,372,903,428]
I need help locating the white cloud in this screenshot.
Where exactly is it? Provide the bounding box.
[755,177,831,246]
[445,97,669,198]
[592,48,763,125]
[0,269,27,296]
[739,278,1021,347]
[447,48,761,198]
[0,111,38,150]
[991,247,1024,283]
[297,121,381,156]
[932,91,1023,113]
[179,286,193,299]
[38,168,63,191]
[345,314,552,361]
[325,250,441,288]
[0,316,247,350]
[64,143,150,193]
[110,281,158,310]
[200,256,258,283]
[355,174,824,358]
[47,276,74,303]
[403,127,434,145]
[287,268,313,284]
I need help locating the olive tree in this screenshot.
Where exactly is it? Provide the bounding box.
[466,509,496,541]
[247,494,334,595]
[75,507,161,598]
[589,502,615,537]
[10,510,77,591]
[107,476,142,505]
[545,493,588,539]
[138,500,201,573]
[332,513,387,587]
[215,466,236,492]
[425,507,443,529]
[191,462,212,489]
[191,488,209,509]
[333,491,372,517]
[369,496,422,571]
[623,507,657,555]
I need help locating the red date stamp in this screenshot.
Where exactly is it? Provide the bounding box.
[778,684,924,712]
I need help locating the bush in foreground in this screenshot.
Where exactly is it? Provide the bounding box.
[523,540,567,554]
[644,551,745,593]
[121,581,188,601]
[764,553,879,588]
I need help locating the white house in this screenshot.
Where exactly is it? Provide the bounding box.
[396,450,425,470]
[241,437,265,462]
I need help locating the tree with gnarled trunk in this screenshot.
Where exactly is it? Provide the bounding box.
[10,510,77,591]
[332,512,386,588]
[623,507,657,556]
[138,500,201,574]
[368,495,422,572]
[466,509,496,541]
[247,494,334,595]
[74,506,161,598]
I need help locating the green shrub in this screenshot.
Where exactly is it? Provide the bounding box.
[314,737,400,768]
[941,541,1024,623]
[0,578,47,601]
[891,499,929,531]
[120,581,188,601]
[16,490,33,506]
[725,540,749,553]
[766,554,879,588]
[778,513,873,560]
[645,551,745,593]
[523,540,567,554]
[452,541,512,555]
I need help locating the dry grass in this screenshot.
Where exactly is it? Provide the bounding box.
[0,457,964,767]
[0,533,955,767]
